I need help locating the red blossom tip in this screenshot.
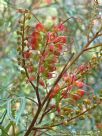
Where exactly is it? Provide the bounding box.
[77,89,85,97]
[75,81,84,88]
[35,23,45,32]
[39,80,45,87]
[49,84,60,99]
[23,51,31,59]
[28,76,35,82]
[27,66,34,73]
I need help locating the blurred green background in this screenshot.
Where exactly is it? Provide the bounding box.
[0,0,102,135]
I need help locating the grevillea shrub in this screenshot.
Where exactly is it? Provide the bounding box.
[13,8,102,136]
[1,1,102,135]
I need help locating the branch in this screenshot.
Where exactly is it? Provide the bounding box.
[32,101,102,130]
[84,43,102,52]
[39,53,74,119]
[40,28,102,122]
[61,16,81,25]
[25,97,38,106]
[30,11,41,23]
[24,107,41,136]
[21,13,41,105]
[84,28,102,49]
[24,16,102,135]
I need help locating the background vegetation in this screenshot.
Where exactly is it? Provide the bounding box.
[0,0,102,135]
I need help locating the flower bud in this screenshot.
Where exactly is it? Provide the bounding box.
[75,81,84,88]
[71,94,81,101]
[28,76,35,82]
[39,80,45,87]
[35,23,45,32]
[63,120,68,126]
[23,51,31,59]
[16,31,22,35]
[77,89,85,97]
[27,66,34,73]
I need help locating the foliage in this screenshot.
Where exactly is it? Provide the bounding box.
[0,0,102,136]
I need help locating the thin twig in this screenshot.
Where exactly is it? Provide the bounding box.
[29,11,41,23]
[21,13,41,105]
[32,101,102,130]
[84,43,102,51]
[38,28,102,125]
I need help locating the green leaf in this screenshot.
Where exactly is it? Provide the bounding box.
[0,126,9,136]
[5,122,13,133]
[7,97,26,124]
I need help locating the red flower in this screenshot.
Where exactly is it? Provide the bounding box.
[49,92,55,99]
[39,65,45,73]
[47,73,52,79]
[56,44,63,51]
[39,80,45,87]
[63,73,69,81]
[30,31,40,50]
[78,65,86,72]
[71,89,85,101]
[43,52,48,58]
[77,89,85,97]
[68,85,73,91]
[49,84,60,99]
[49,45,55,52]
[62,86,72,99]
[75,81,84,88]
[53,36,67,44]
[69,75,77,84]
[27,66,34,73]
[23,51,31,59]
[54,24,65,31]
[72,94,81,101]
[53,85,60,93]
[47,32,57,43]
[63,74,77,83]
[62,91,68,99]
[28,76,35,82]
[35,23,45,32]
